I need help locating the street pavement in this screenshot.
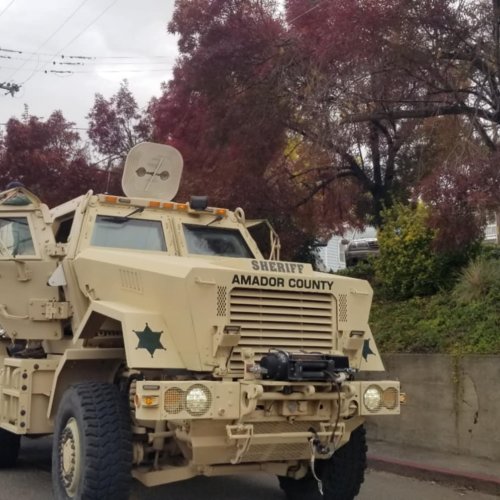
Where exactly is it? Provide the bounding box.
[0,437,496,500]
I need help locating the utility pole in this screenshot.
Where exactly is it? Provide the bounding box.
[0,82,21,96]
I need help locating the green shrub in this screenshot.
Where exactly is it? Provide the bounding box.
[335,258,377,282]
[371,288,500,354]
[375,203,441,299]
[478,244,500,261]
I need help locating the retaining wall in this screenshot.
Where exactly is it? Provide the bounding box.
[364,354,500,461]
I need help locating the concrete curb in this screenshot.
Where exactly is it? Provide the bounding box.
[367,454,500,497]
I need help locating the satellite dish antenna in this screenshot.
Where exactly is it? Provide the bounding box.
[122,142,184,201]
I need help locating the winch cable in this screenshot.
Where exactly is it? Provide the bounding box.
[307,370,343,495]
[308,435,324,496]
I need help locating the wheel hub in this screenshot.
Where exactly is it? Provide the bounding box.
[59,417,81,497]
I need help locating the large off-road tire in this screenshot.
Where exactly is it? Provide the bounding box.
[52,382,133,500]
[279,425,367,500]
[0,428,21,468]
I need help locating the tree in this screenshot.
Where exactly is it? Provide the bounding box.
[87,80,152,161]
[0,111,101,207]
[151,0,439,247]
[152,0,500,254]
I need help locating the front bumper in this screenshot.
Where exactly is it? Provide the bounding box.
[134,378,401,420]
[134,379,399,465]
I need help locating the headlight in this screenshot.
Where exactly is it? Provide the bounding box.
[363,385,382,412]
[185,384,211,416]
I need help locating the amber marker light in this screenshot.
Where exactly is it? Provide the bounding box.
[142,395,160,408]
[105,195,118,203]
[148,201,161,208]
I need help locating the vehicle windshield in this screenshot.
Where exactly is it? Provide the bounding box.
[183,224,253,258]
[91,215,167,252]
[0,216,35,257]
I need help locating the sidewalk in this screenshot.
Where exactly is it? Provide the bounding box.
[367,440,500,496]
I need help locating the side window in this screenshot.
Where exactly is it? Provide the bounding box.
[0,216,35,257]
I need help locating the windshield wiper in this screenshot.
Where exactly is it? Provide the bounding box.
[205,215,223,227]
[100,207,145,224]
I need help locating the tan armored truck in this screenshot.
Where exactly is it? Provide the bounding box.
[0,143,400,500]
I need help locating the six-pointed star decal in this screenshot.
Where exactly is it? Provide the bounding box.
[134,323,166,358]
[362,339,375,362]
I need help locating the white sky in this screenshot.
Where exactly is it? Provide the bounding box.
[0,0,178,133]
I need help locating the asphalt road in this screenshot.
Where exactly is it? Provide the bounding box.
[0,437,496,500]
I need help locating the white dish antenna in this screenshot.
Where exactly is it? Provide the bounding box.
[122,142,184,201]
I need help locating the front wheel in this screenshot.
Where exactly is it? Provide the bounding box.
[0,428,20,468]
[279,425,367,500]
[52,382,133,500]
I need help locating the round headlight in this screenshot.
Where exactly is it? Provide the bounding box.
[363,385,382,412]
[382,387,399,410]
[185,384,211,416]
[164,387,184,414]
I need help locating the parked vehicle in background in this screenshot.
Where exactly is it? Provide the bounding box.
[345,238,380,267]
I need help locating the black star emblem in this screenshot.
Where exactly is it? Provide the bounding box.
[134,323,166,358]
[362,339,375,362]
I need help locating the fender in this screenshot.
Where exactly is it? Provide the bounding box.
[47,348,124,420]
[73,300,185,370]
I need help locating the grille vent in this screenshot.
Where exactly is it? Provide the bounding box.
[338,294,348,322]
[119,269,143,293]
[217,286,227,317]
[241,421,320,462]
[228,288,334,372]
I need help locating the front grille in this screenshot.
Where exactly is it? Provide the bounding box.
[228,288,334,372]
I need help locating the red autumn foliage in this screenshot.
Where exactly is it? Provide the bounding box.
[0,111,106,207]
[419,153,500,250]
[151,0,500,255]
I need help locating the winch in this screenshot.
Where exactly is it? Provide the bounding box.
[258,350,354,382]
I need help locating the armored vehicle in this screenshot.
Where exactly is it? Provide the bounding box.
[0,143,400,499]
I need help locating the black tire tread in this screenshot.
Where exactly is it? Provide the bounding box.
[52,382,132,500]
[279,425,367,500]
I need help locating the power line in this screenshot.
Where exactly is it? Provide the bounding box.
[1,64,171,74]
[287,0,329,25]
[7,0,92,81]
[0,0,16,20]
[0,46,171,60]
[0,54,172,66]
[22,0,122,84]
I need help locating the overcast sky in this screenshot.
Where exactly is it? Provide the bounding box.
[0,0,178,134]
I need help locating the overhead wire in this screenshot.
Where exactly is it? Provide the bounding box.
[286,0,329,25]
[7,0,92,81]
[0,46,170,60]
[0,0,16,20]
[1,54,172,66]
[21,0,122,84]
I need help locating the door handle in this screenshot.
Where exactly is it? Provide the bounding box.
[0,304,28,320]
